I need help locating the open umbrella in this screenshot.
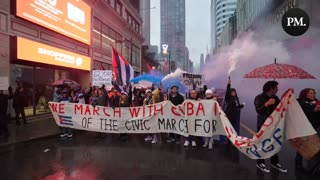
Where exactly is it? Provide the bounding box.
[51,79,80,88]
[244,58,316,79]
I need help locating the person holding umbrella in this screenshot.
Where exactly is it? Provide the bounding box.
[254,81,287,173]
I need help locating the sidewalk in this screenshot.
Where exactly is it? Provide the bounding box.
[0,114,61,147]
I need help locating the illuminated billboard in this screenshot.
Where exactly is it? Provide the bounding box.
[16,0,91,45]
[17,37,91,71]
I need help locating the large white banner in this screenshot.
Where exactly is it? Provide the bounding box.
[49,90,316,159]
[92,70,112,87]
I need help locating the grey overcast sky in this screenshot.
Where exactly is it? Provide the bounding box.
[150,0,211,72]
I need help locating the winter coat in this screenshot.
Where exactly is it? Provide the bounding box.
[254,92,280,130]
[109,94,119,107]
[84,87,92,104]
[120,98,130,107]
[97,88,109,107]
[169,93,184,106]
[224,84,243,124]
[13,91,27,108]
[59,96,71,103]
[53,92,61,102]
[297,98,320,129]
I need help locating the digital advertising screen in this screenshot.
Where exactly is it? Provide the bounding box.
[16,0,91,45]
[17,37,91,71]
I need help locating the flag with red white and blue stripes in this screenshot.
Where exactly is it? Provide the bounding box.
[112,47,134,86]
[59,115,73,126]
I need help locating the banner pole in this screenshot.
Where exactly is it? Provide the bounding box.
[240,122,256,136]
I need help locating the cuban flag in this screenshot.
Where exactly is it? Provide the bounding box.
[59,115,73,126]
[112,47,134,86]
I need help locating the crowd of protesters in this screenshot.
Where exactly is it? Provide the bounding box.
[0,79,319,174]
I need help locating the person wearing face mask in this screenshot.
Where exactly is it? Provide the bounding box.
[254,81,287,174]
[296,88,320,170]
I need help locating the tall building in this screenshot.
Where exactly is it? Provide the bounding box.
[140,0,151,45]
[200,54,204,71]
[211,0,237,51]
[205,53,211,64]
[188,59,194,73]
[160,0,187,70]
[210,0,217,53]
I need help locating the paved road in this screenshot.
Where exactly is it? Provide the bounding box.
[0,131,317,180]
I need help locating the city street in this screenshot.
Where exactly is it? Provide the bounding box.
[0,131,316,180]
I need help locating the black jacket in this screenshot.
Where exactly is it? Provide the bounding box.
[254,92,280,130]
[297,98,320,129]
[224,84,243,123]
[84,87,92,104]
[0,94,8,115]
[109,94,120,108]
[13,91,27,108]
[97,88,109,107]
[169,93,184,106]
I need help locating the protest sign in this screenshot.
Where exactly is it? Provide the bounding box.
[92,70,112,88]
[181,73,203,89]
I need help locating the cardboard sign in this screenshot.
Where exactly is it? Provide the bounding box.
[181,73,203,89]
[92,70,112,87]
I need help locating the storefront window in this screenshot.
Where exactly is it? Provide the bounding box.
[10,65,70,116]
[11,65,34,117]
[35,67,54,115]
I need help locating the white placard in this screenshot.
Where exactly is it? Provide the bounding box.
[92,70,112,87]
[181,73,204,89]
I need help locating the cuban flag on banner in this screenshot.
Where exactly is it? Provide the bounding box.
[59,115,73,126]
[112,47,134,85]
